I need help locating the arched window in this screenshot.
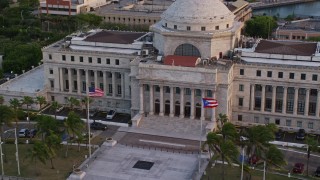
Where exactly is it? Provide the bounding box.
[174,44,201,57]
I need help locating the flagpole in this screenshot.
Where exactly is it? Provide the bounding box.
[87,93,92,158]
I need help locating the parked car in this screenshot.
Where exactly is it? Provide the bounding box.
[314,166,320,177]
[26,129,37,138]
[293,163,304,174]
[90,122,108,130]
[275,130,284,141]
[296,129,306,140]
[19,129,30,138]
[106,110,116,120]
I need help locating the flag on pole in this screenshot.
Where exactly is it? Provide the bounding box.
[202,98,218,108]
[89,87,104,97]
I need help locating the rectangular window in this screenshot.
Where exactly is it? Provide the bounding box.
[289,73,294,79]
[297,121,302,128]
[195,89,201,96]
[115,59,120,65]
[297,101,305,113]
[286,119,291,126]
[301,73,306,80]
[108,84,112,93]
[62,55,66,61]
[117,73,121,79]
[155,86,160,92]
[82,70,85,76]
[278,72,283,78]
[74,81,77,90]
[82,81,86,92]
[49,54,52,60]
[176,87,180,94]
[145,85,150,91]
[275,119,280,125]
[51,96,55,101]
[49,69,53,74]
[50,80,54,88]
[312,74,318,81]
[238,115,242,121]
[287,100,294,112]
[64,68,68,74]
[226,24,229,28]
[88,57,92,63]
[275,100,282,112]
[118,85,121,95]
[185,88,191,95]
[207,90,212,97]
[265,98,272,110]
[80,56,83,62]
[239,84,244,91]
[256,70,261,77]
[265,117,270,124]
[186,26,191,31]
[240,69,244,75]
[71,56,74,62]
[90,71,94,77]
[165,86,170,93]
[99,71,103,77]
[308,122,314,129]
[201,27,206,31]
[239,97,243,106]
[106,58,110,64]
[267,71,272,77]
[215,26,219,30]
[174,25,177,29]
[97,58,101,64]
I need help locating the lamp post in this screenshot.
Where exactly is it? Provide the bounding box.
[4,128,20,176]
[240,136,248,180]
[0,136,3,176]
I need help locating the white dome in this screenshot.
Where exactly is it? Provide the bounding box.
[161,0,234,24]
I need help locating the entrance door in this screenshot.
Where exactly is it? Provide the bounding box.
[175,101,180,117]
[185,102,191,117]
[155,99,160,114]
[165,100,170,115]
[195,103,201,119]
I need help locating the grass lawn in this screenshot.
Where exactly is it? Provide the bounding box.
[201,164,292,180]
[2,143,91,180]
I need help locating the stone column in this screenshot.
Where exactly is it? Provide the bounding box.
[305,89,310,116]
[169,86,174,117]
[250,84,255,110]
[112,72,116,97]
[77,69,81,94]
[68,68,72,93]
[149,85,154,115]
[94,70,98,88]
[159,85,164,116]
[293,87,299,115]
[282,87,287,114]
[180,87,185,118]
[59,68,64,91]
[85,69,89,93]
[201,89,205,120]
[190,88,195,119]
[316,90,320,118]
[271,86,276,113]
[103,71,107,96]
[139,84,144,114]
[121,73,125,98]
[261,85,265,112]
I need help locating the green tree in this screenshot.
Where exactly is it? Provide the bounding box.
[36,96,47,110]
[45,130,62,169]
[9,98,21,126]
[26,141,50,175]
[67,97,80,111]
[36,115,59,141]
[0,105,14,136]
[264,145,286,179]
[64,111,85,157]
[305,137,319,176]
[0,0,9,11]
[21,96,34,123]
[50,101,60,120]
[216,113,228,130]
[0,95,4,105]
[75,14,103,28]
[244,16,277,39]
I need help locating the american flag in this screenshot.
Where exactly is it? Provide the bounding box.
[202,98,218,108]
[89,87,104,97]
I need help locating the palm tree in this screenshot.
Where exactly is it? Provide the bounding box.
[9,98,21,127]
[264,145,286,179]
[36,115,59,141]
[26,141,50,176]
[216,113,228,130]
[50,101,60,120]
[0,105,14,136]
[64,111,85,157]
[45,130,62,169]
[67,97,80,111]
[36,96,47,110]
[305,137,319,176]
[203,131,239,180]
[0,96,4,105]
[21,96,34,123]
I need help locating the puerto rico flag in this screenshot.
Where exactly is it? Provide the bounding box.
[202,98,218,108]
[89,87,104,97]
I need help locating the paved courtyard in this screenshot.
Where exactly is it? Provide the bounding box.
[83,144,199,180]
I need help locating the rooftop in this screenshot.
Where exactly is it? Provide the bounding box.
[163,55,201,67]
[255,40,317,56]
[279,19,320,31]
[84,31,147,44]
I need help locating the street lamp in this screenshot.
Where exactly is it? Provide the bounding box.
[4,128,20,176]
[0,137,3,176]
[240,136,248,180]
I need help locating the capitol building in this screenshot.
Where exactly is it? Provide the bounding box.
[1,0,320,134]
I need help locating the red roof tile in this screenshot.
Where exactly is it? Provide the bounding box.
[163,55,200,67]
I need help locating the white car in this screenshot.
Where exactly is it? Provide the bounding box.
[19,129,30,138]
[106,110,116,120]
